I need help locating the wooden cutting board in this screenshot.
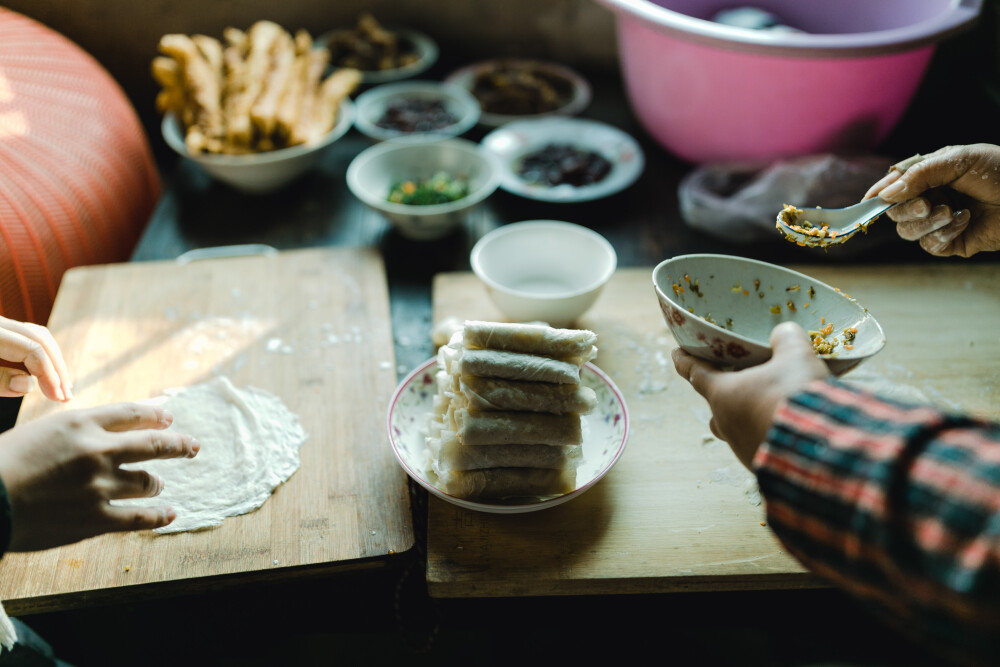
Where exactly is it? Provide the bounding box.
[0,247,413,614]
[427,263,1000,597]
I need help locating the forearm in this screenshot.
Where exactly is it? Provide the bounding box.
[754,378,1000,663]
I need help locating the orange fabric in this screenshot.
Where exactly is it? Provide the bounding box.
[0,8,160,324]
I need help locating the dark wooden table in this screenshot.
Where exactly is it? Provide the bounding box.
[106,56,999,666]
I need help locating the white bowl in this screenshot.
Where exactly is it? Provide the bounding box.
[444,59,591,128]
[161,99,354,194]
[353,80,481,142]
[318,27,438,85]
[346,138,501,240]
[481,117,645,202]
[652,254,886,375]
[470,220,617,327]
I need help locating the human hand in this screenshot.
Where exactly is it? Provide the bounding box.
[0,403,199,551]
[0,316,72,402]
[671,322,830,469]
[864,144,1000,257]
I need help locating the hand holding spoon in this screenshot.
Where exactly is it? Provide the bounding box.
[776,154,923,248]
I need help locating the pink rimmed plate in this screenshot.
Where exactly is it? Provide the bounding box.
[387,358,629,514]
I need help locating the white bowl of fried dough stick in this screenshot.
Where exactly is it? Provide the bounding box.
[155,21,361,193]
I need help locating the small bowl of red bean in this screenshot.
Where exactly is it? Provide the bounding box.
[353,80,481,143]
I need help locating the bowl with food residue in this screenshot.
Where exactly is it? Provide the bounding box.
[482,117,644,202]
[652,254,885,375]
[320,13,438,84]
[353,80,481,142]
[445,58,591,127]
[346,138,501,240]
[155,21,360,193]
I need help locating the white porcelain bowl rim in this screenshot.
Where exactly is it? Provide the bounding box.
[161,98,355,165]
[345,138,502,215]
[471,220,618,299]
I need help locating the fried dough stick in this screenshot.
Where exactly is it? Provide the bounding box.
[223,20,284,149]
[250,28,296,146]
[275,31,319,145]
[292,67,361,146]
[151,56,185,117]
[157,34,224,153]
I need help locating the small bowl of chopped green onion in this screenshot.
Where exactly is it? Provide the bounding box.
[346,138,501,240]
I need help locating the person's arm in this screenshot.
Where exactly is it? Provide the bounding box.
[672,323,1000,664]
[864,143,1000,257]
[758,378,1000,664]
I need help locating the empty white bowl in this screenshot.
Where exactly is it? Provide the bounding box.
[353,80,481,142]
[652,254,885,375]
[161,99,354,194]
[346,138,501,240]
[471,220,617,327]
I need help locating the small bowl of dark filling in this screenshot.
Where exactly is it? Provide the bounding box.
[517,144,613,188]
[354,81,481,142]
[482,118,645,203]
[445,59,591,128]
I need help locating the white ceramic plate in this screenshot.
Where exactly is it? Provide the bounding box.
[481,118,645,203]
[387,358,629,514]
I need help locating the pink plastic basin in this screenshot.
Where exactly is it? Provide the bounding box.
[596,0,982,163]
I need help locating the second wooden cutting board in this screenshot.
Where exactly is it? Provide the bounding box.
[426,263,1000,597]
[0,247,414,614]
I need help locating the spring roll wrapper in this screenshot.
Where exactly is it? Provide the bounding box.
[436,467,578,500]
[428,430,581,471]
[462,320,598,363]
[453,409,582,446]
[459,374,596,414]
[454,348,582,384]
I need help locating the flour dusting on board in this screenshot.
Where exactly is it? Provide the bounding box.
[115,376,307,533]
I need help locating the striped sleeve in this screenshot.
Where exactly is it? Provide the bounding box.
[754,377,1000,665]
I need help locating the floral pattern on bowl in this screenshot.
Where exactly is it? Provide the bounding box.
[653,253,886,375]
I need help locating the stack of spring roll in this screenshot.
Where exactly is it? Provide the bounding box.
[425,320,599,500]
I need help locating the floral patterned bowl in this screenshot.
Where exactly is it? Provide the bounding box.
[652,254,885,375]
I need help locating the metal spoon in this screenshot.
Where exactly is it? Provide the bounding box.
[775,197,896,248]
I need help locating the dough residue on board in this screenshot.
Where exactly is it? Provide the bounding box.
[114,376,308,533]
